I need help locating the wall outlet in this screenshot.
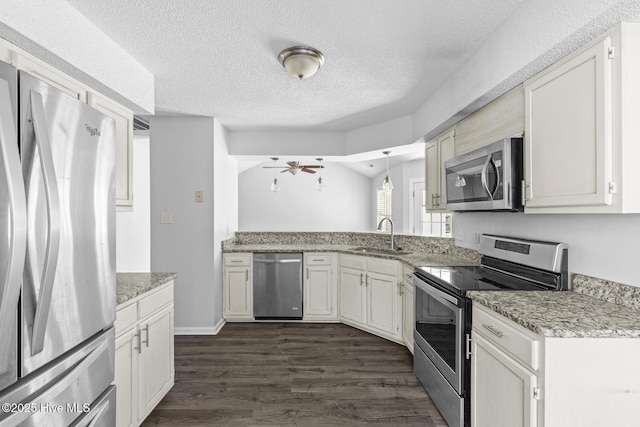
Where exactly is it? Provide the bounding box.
[195,191,203,203]
[160,212,173,224]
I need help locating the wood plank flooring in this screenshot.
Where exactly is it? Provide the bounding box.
[141,322,447,426]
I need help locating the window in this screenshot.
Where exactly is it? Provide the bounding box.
[376,189,392,232]
[411,180,452,237]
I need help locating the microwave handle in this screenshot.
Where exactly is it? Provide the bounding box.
[480,155,493,200]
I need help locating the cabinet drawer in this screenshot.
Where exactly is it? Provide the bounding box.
[305,253,332,265]
[138,283,174,320]
[339,254,366,270]
[115,302,138,336]
[472,304,540,370]
[224,253,252,266]
[366,258,399,276]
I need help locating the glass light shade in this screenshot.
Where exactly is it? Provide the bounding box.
[381,175,394,192]
[283,54,321,79]
[316,176,324,191]
[270,178,280,192]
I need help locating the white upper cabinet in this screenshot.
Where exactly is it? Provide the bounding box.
[88,92,134,209]
[425,128,455,211]
[523,23,640,213]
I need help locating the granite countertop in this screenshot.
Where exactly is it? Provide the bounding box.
[116,272,177,305]
[222,243,477,269]
[468,290,640,339]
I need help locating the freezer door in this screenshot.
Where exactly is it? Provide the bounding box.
[0,63,27,392]
[0,328,114,427]
[18,72,115,376]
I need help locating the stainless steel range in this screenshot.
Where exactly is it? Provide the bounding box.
[413,234,568,427]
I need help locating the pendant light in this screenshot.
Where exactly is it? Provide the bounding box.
[270,157,280,192]
[315,158,325,191]
[381,151,393,191]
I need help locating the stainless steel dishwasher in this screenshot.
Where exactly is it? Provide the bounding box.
[253,253,303,319]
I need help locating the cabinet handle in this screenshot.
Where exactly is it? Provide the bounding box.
[142,324,150,347]
[230,260,243,263]
[134,332,142,354]
[482,323,504,338]
[431,194,436,207]
[521,180,528,205]
[360,273,364,285]
[436,194,441,207]
[312,259,324,262]
[365,274,369,287]
[397,282,403,296]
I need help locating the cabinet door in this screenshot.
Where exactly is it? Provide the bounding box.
[471,332,538,427]
[403,284,414,353]
[524,36,613,209]
[339,267,365,325]
[438,130,455,208]
[138,305,174,423]
[88,92,134,209]
[304,265,335,319]
[425,129,455,210]
[224,266,252,318]
[114,329,138,427]
[366,272,401,340]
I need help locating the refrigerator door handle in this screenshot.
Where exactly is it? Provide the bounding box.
[83,398,110,427]
[27,91,61,356]
[0,79,27,372]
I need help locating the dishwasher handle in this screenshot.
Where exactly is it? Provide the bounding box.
[253,258,301,264]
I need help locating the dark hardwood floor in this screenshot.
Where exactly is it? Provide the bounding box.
[142,322,447,426]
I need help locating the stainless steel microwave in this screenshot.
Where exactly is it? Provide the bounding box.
[444,138,523,212]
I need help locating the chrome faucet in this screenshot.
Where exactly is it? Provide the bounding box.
[377,217,395,251]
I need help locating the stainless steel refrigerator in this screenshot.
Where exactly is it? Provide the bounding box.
[0,61,116,426]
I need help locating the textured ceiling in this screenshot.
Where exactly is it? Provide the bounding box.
[64,0,526,132]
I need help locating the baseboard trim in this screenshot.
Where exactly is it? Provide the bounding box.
[174,318,226,335]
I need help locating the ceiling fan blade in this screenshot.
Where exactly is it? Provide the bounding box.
[300,165,324,169]
[301,168,317,174]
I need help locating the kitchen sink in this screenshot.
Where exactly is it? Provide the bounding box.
[352,246,410,256]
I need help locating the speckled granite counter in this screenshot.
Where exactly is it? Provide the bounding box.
[469,274,640,339]
[222,232,480,268]
[116,272,177,305]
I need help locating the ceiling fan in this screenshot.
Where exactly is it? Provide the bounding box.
[263,157,324,175]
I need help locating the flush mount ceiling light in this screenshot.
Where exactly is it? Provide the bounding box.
[278,46,325,80]
[381,151,394,192]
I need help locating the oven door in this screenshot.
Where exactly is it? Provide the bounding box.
[414,275,466,394]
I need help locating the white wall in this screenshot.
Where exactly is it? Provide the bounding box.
[239,162,371,232]
[453,213,640,287]
[116,136,150,271]
[150,116,217,332]
[213,119,238,330]
[371,159,424,233]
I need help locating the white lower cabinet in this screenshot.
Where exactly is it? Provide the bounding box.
[115,281,175,427]
[471,332,538,427]
[338,255,402,343]
[303,253,338,320]
[401,265,414,353]
[471,303,640,427]
[223,253,253,320]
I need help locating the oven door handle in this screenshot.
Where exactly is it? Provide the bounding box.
[413,275,460,307]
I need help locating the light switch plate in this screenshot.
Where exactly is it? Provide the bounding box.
[160,212,173,224]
